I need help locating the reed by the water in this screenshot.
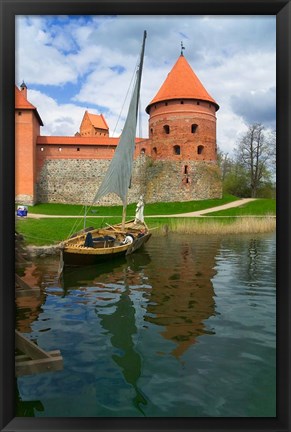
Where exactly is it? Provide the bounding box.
[155,216,276,235]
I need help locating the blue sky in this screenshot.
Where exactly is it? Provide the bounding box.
[15,15,276,154]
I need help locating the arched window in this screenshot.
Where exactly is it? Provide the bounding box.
[174,145,181,155]
[184,165,189,174]
[197,145,204,155]
[141,148,146,154]
[150,127,153,135]
[191,124,198,133]
[163,124,170,134]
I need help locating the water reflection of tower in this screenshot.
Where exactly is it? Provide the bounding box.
[144,235,220,358]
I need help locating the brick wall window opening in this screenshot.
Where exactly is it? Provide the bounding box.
[18,111,22,116]
[141,148,146,154]
[77,148,80,151]
[184,165,189,174]
[164,125,170,134]
[197,145,204,155]
[152,147,157,155]
[191,124,198,133]
[150,128,153,135]
[174,145,181,155]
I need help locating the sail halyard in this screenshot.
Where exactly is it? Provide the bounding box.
[92,31,147,217]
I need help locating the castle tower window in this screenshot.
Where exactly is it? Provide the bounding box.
[174,145,181,155]
[141,148,146,154]
[152,147,157,155]
[197,145,204,155]
[164,125,170,134]
[191,124,198,133]
[184,165,189,174]
[150,127,153,135]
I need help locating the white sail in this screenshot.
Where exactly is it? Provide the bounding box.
[93,31,146,206]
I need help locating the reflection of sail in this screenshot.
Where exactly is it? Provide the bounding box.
[97,277,148,415]
[144,235,219,358]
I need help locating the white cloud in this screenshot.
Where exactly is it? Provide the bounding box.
[27,90,88,135]
[15,15,276,154]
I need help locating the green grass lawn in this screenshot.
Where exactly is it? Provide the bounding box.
[204,198,276,216]
[15,196,276,246]
[20,194,239,216]
[16,217,123,246]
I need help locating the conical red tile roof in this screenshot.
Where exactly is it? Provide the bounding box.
[15,85,44,125]
[146,55,219,113]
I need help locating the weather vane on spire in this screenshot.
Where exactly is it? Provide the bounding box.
[181,41,185,56]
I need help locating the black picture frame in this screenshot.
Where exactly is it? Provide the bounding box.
[1,0,290,431]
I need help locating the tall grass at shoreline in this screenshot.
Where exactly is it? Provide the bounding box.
[151,217,276,235]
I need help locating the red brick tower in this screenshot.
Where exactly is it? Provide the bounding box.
[15,83,43,205]
[146,53,219,161]
[144,53,222,202]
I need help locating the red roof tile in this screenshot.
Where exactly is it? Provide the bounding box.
[87,112,109,130]
[146,55,219,112]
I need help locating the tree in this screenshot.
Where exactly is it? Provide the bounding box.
[235,123,276,198]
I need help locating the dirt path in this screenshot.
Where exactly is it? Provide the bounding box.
[149,198,257,218]
[23,198,257,219]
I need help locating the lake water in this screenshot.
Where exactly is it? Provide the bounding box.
[16,232,276,417]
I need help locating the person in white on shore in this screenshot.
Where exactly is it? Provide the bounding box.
[135,195,145,223]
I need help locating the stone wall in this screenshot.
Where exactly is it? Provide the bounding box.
[37,155,148,205]
[145,160,222,203]
[36,155,222,205]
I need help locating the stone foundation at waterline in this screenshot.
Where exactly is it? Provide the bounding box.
[36,156,222,205]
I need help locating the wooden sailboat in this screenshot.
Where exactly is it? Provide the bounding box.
[61,31,151,267]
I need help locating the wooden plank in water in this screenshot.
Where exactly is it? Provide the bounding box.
[15,352,63,377]
[15,330,51,360]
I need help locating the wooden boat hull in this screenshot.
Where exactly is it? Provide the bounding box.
[61,222,151,267]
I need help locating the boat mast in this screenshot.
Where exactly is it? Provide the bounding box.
[121,30,147,231]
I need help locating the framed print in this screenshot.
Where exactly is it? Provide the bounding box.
[0,0,290,431]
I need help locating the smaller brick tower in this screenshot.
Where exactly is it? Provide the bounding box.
[144,52,222,202]
[78,110,109,137]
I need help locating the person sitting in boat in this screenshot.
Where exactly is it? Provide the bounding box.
[134,195,144,224]
[138,228,146,238]
[122,233,134,244]
[84,232,94,247]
